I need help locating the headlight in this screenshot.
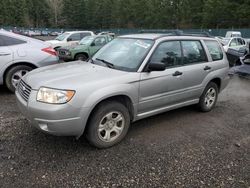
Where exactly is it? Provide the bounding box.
[65,51,71,56]
[37,87,75,104]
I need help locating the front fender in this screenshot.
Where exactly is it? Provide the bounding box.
[77,83,139,135]
[0,60,38,85]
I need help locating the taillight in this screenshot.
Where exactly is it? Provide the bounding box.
[42,47,57,56]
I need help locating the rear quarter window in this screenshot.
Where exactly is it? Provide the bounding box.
[205,40,223,61]
[0,35,26,46]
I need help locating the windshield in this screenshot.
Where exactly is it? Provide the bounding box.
[92,38,154,72]
[55,33,70,41]
[79,36,94,45]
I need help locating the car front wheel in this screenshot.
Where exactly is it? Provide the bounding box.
[86,101,130,148]
[75,54,88,61]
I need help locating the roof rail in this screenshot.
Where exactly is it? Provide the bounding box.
[166,31,213,38]
[139,29,214,39]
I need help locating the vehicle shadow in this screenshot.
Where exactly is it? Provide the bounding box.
[26,104,197,154]
[0,85,12,95]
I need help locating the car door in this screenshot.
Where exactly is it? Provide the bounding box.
[89,37,106,56]
[178,40,212,100]
[138,40,209,115]
[139,41,185,114]
[0,35,13,69]
[229,38,242,51]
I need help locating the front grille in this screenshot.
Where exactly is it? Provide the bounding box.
[58,49,67,56]
[18,80,32,102]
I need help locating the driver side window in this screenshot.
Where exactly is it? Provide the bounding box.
[68,33,81,41]
[150,41,182,68]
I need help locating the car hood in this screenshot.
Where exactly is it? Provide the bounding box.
[23,61,132,90]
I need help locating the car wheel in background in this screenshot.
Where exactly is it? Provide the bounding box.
[86,101,130,148]
[75,54,88,61]
[5,65,33,92]
[198,82,219,112]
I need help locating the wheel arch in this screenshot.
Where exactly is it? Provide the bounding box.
[3,62,37,84]
[74,52,89,60]
[210,77,221,92]
[81,94,135,137]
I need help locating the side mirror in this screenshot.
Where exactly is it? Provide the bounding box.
[147,62,166,72]
[91,42,95,46]
[67,38,72,42]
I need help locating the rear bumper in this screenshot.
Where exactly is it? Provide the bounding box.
[37,56,59,67]
[16,90,90,137]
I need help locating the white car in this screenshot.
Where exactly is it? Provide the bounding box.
[225,31,242,38]
[0,30,59,92]
[221,37,248,53]
[46,31,95,50]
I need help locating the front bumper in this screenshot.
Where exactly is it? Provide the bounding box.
[16,90,90,137]
[58,49,74,61]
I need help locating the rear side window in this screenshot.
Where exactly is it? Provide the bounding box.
[150,41,182,68]
[205,40,223,61]
[0,35,26,46]
[182,41,207,65]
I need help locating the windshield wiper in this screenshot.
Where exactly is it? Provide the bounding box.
[96,58,115,69]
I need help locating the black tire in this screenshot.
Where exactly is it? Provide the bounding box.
[198,82,219,112]
[5,65,33,93]
[86,101,130,148]
[75,54,88,61]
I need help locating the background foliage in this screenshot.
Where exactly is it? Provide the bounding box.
[0,0,250,29]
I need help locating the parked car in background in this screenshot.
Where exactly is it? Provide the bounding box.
[58,35,113,61]
[0,30,59,92]
[229,53,250,78]
[41,30,49,36]
[16,34,229,148]
[225,31,242,38]
[98,31,116,38]
[49,31,60,36]
[46,31,95,50]
[221,37,248,53]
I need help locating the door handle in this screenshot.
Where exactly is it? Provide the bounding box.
[204,66,212,71]
[172,71,183,77]
[0,53,11,56]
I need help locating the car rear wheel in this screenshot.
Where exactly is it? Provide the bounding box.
[198,82,219,112]
[5,65,33,92]
[75,54,88,61]
[86,101,130,148]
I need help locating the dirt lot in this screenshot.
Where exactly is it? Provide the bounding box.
[0,76,249,188]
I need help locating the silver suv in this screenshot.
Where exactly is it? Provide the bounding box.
[16,34,230,148]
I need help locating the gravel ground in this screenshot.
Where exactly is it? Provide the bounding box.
[0,76,249,188]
